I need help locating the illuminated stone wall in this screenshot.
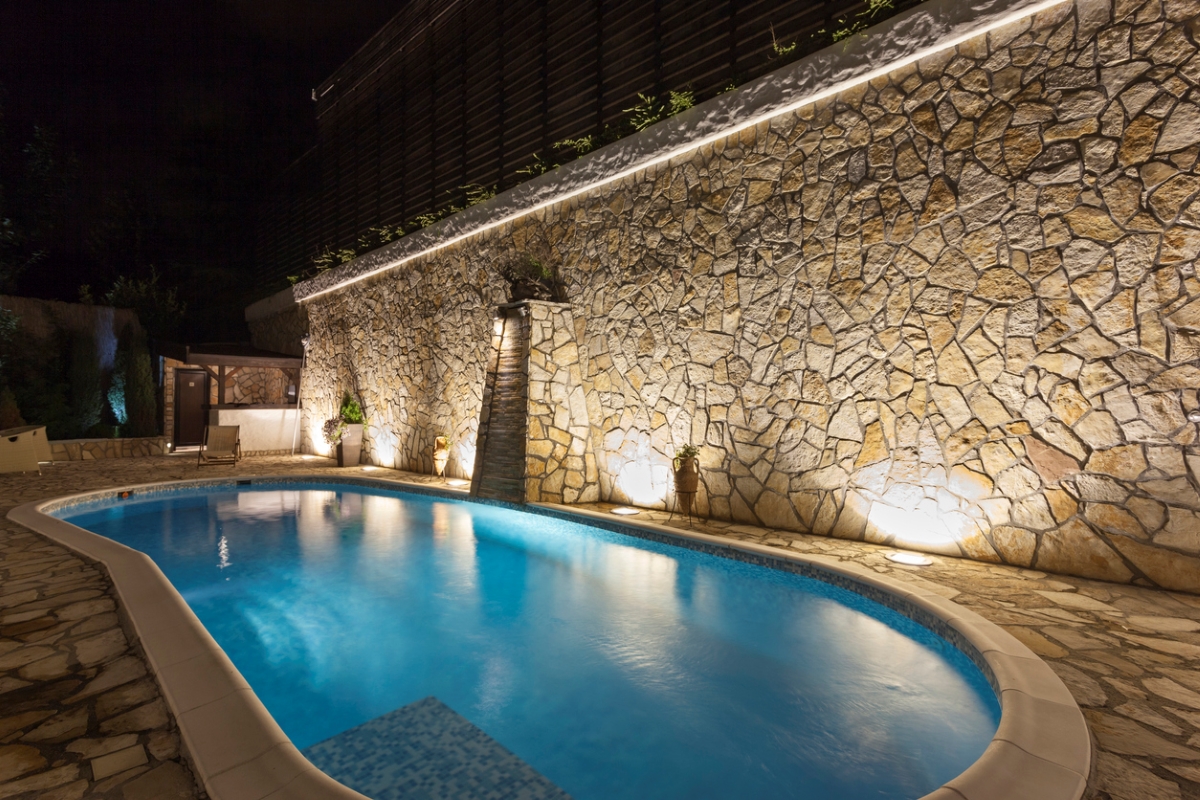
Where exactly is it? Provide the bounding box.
[250,0,1200,590]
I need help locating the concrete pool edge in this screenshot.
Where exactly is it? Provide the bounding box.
[9,475,1092,800]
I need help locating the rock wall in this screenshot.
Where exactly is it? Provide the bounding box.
[50,437,170,461]
[250,0,1200,591]
[523,302,601,505]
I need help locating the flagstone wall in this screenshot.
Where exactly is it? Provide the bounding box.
[250,0,1200,591]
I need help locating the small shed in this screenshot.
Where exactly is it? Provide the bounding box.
[161,343,303,453]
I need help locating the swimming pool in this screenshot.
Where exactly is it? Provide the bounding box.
[58,481,1001,800]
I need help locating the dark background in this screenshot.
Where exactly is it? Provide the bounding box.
[0,0,404,339]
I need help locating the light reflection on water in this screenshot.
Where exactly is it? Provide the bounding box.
[61,485,1000,800]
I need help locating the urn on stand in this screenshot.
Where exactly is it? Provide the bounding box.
[433,435,451,479]
[671,445,701,525]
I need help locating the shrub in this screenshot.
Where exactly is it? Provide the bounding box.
[339,392,364,424]
[498,255,567,303]
[68,330,104,436]
[0,387,24,429]
[123,329,157,437]
[108,344,127,425]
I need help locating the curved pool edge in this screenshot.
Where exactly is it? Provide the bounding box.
[8,475,1092,800]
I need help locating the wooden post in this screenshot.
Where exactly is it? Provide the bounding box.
[218,365,226,406]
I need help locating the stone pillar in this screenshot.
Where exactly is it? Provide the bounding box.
[471,300,599,505]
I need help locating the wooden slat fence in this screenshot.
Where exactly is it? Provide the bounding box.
[254,0,921,287]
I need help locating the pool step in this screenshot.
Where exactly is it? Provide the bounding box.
[301,696,572,800]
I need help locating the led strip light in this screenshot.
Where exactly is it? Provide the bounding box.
[299,0,1070,303]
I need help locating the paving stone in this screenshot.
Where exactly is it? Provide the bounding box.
[89,744,147,781]
[120,761,195,800]
[98,701,168,735]
[0,744,46,782]
[1096,752,1185,800]
[1086,710,1200,760]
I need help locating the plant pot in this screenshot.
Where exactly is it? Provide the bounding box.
[509,278,549,302]
[673,456,700,517]
[433,436,450,477]
[338,424,363,467]
[673,456,700,493]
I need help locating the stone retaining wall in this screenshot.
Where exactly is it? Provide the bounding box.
[249,0,1200,591]
[50,437,171,461]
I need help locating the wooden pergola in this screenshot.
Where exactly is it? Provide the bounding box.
[161,343,303,406]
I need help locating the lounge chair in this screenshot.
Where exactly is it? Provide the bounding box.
[198,425,241,466]
[0,430,41,474]
[0,425,51,464]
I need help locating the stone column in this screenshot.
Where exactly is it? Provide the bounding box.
[470,300,599,505]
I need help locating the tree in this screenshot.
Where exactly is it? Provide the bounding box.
[124,329,156,437]
[103,268,186,340]
[0,86,75,292]
[107,328,129,426]
[0,388,24,429]
[68,330,104,436]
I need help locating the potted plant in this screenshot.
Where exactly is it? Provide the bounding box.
[433,433,451,477]
[673,444,701,516]
[498,255,568,303]
[324,392,365,467]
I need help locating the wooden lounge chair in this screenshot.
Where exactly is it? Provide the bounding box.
[0,429,41,474]
[198,425,241,466]
[0,425,51,464]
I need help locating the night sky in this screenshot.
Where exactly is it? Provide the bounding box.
[0,0,403,336]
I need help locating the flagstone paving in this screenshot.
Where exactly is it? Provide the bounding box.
[0,454,1197,799]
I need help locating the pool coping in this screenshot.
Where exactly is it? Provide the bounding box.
[9,474,1092,800]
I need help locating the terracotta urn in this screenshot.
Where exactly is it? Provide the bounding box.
[433,435,450,477]
[673,455,700,515]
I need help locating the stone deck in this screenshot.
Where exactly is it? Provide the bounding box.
[1,454,1197,799]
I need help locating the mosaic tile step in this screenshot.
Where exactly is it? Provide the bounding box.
[301,696,573,800]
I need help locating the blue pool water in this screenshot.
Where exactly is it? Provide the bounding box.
[61,483,999,800]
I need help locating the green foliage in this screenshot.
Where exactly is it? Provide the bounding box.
[1,324,70,439]
[312,246,358,272]
[770,24,797,58]
[409,211,446,229]
[356,224,406,253]
[102,267,186,339]
[623,89,694,133]
[304,183,496,284]
[498,255,567,302]
[339,392,365,424]
[68,330,104,437]
[624,93,666,132]
[0,387,23,429]
[0,98,75,293]
[324,391,364,443]
[515,154,559,177]
[86,189,151,277]
[461,184,496,206]
[676,444,700,460]
[667,90,695,116]
[123,329,157,437]
[817,0,895,45]
[108,336,128,426]
[553,135,599,156]
[0,305,17,373]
